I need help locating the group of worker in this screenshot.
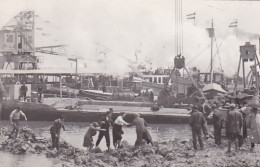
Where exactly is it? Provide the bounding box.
[9,107,153,151]
[189,100,260,153]
[10,100,260,153]
[51,109,153,151]
[83,109,153,151]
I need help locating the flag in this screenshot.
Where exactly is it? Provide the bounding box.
[36,27,43,30]
[187,16,195,19]
[229,20,237,28]
[41,33,50,36]
[186,12,195,19]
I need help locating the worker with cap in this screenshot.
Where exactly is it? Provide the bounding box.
[96,109,113,151]
[83,122,106,150]
[189,105,206,150]
[197,99,211,139]
[238,105,251,147]
[225,103,242,153]
[10,106,27,138]
[128,113,153,147]
[212,104,223,145]
[246,106,260,152]
[50,114,65,150]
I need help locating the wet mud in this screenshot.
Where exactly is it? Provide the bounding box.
[0,127,260,167]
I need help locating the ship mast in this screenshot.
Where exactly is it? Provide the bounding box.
[208,19,214,83]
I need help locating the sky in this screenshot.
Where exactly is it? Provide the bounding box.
[0,0,259,76]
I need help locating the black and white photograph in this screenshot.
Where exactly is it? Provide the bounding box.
[0,0,260,166]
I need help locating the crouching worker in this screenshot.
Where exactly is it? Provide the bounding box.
[189,105,206,150]
[50,115,65,150]
[10,107,27,138]
[128,113,153,147]
[83,122,106,150]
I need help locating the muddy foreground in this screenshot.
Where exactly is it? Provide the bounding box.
[0,127,259,167]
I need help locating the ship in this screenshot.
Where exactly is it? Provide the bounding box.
[0,10,192,124]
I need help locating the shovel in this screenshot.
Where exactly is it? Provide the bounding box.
[25,121,28,129]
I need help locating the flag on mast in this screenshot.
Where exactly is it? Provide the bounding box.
[186,12,196,19]
[229,20,238,28]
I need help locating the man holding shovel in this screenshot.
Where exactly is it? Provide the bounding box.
[50,115,65,150]
[10,107,28,138]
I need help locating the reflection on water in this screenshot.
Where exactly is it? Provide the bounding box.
[0,121,190,167]
[0,152,61,167]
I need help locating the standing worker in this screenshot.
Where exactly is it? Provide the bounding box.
[189,105,206,150]
[198,99,211,138]
[19,83,28,101]
[96,109,113,151]
[0,79,5,121]
[10,107,27,138]
[225,103,243,153]
[212,104,223,145]
[50,115,65,150]
[150,91,154,102]
[128,113,153,147]
[246,106,260,152]
[113,112,129,149]
[239,105,250,147]
[37,85,43,103]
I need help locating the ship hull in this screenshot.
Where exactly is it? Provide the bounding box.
[78,90,112,100]
[0,99,190,124]
[1,99,59,121]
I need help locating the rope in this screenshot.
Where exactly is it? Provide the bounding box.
[215,37,223,72]
[186,43,211,65]
[205,37,224,72]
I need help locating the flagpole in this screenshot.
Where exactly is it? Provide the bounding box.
[229,20,238,37]
[210,19,214,83]
[194,12,196,26]
[236,21,238,38]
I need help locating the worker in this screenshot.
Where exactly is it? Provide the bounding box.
[128,113,153,147]
[50,115,65,150]
[19,84,28,101]
[83,122,106,151]
[212,104,223,145]
[189,105,206,150]
[150,91,154,102]
[246,106,260,152]
[113,112,129,149]
[225,103,242,153]
[197,99,210,138]
[37,85,43,103]
[96,109,113,151]
[10,107,27,138]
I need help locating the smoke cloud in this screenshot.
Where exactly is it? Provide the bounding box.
[0,0,260,77]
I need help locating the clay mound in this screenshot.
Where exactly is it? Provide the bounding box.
[1,128,260,167]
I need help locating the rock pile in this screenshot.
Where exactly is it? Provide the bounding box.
[1,127,260,167]
[0,127,48,154]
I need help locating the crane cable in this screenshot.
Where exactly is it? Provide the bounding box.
[205,37,223,72]
[214,37,223,72]
[186,43,211,65]
[175,0,183,57]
